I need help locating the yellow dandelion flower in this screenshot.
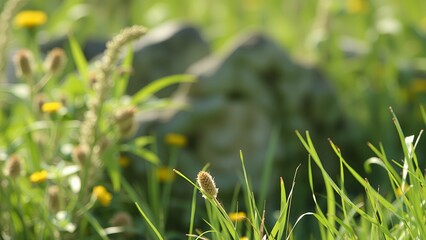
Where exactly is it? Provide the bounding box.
[240,237,249,240]
[41,102,63,113]
[93,186,112,207]
[15,10,47,28]
[156,167,176,183]
[30,170,48,183]
[396,183,410,197]
[118,155,131,168]
[229,212,247,222]
[165,133,187,147]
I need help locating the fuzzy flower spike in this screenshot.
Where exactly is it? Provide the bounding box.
[197,171,218,199]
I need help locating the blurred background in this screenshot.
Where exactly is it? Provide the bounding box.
[5,0,425,141]
[3,0,426,238]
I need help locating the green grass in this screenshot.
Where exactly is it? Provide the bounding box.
[141,105,425,239]
[1,0,426,239]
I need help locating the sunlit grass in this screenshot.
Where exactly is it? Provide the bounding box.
[1,0,426,239]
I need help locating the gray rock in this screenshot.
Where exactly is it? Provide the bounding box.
[126,21,210,96]
[152,32,360,209]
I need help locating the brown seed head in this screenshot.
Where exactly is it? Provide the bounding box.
[114,107,136,122]
[197,171,218,199]
[114,107,137,138]
[72,145,89,165]
[4,155,21,178]
[94,137,111,155]
[48,185,60,212]
[109,211,133,227]
[13,49,34,77]
[44,48,66,74]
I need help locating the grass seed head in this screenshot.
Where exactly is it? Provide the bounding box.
[4,155,21,178]
[197,171,218,199]
[13,49,34,77]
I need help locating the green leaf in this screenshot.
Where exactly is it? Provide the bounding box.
[364,157,387,173]
[68,34,88,79]
[270,177,288,239]
[121,144,159,164]
[62,74,87,96]
[135,202,164,240]
[421,105,426,125]
[114,46,134,98]
[134,136,155,147]
[259,125,280,210]
[131,74,196,105]
[102,144,120,192]
[83,211,109,240]
[136,149,159,164]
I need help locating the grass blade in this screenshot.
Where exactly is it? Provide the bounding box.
[68,34,88,79]
[131,74,196,105]
[135,202,164,240]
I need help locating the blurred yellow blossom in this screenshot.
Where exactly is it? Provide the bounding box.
[409,79,426,94]
[165,133,187,147]
[41,102,63,113]
[229,211,247,222]
[240,237,249,240]
[396,183,410,197]
[30,170,48,183]
[15,10,47,28]
[346,0,368,14]
[93,186,112,207]
[156,166,176,182]
[118,155,131,168]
